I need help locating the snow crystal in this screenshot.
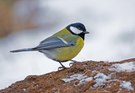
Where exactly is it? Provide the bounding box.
[62,74,93,85]
[108,62,135,72]
[120,81,134,91]
[93,73,110,88]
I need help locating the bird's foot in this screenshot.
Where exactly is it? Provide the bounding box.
[69,60,78,66]
[58,62,67,70]
[58,66,67,70]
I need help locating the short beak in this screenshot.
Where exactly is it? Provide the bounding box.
[84,31,89,34]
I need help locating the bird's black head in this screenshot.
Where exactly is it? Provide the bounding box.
[67,22,89,39]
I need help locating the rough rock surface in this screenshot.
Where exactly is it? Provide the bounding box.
[0,58,135,93]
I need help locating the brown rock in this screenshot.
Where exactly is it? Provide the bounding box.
[0,58,135,93]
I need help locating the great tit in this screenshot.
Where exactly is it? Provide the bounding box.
[10,22,89,69]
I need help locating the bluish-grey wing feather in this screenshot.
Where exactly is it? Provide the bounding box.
[35,37,74,50]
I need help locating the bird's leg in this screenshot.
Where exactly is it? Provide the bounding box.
[58,62,66,70]
[69,60,78,66]
[70,60,78,63]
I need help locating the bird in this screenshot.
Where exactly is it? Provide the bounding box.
[10,22,89,69]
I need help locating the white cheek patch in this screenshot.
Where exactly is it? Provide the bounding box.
[70,26,83,34]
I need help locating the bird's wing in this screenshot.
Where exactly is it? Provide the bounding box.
[34,36,75,50]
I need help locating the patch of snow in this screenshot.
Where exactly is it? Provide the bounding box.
[109,62,135,72]
[120,81,134,91]
[62,74,93,85]
[23,88,26,92]
[93,73,110,88]
[80,77,93,84]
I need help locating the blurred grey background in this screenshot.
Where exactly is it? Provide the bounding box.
[0,0,135,89]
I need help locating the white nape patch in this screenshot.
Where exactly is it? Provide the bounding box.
[70,26,82,34]
[120,81,134,91]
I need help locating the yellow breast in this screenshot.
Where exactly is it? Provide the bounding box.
[55,37,84,62]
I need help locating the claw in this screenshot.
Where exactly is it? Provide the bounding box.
[58,61,67,70]
[58,66,67,70]
[69,60,78,66]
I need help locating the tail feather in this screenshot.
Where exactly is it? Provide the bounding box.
[10,48,35,53]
